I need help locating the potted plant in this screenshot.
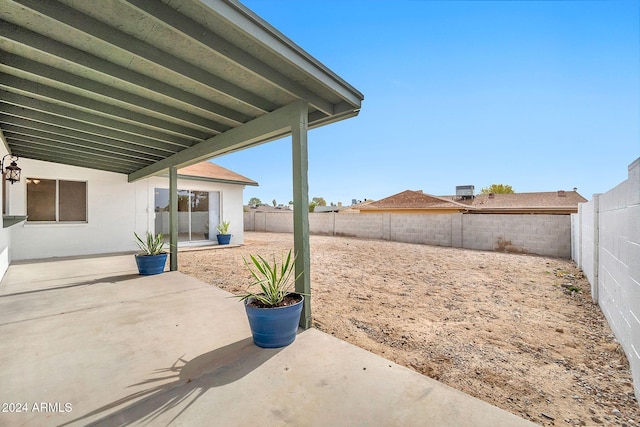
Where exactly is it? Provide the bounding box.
[236,249,304,348]
[216,220,231,245]
[134,232,168,275]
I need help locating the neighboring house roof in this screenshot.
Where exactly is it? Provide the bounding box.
[339,199,376,213]
[314,205,341,213]
[469,190,587,214]
[359,190,472,212]
[361,189,587,215]
[178,162,258,186]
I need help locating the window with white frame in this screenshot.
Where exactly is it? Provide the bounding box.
[26,178,87,222]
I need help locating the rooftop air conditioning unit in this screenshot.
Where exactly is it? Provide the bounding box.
[456,185,475,199]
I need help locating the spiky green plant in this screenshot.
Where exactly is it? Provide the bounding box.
[217,220,230,235]
[134,232,166,256]
[237,249,303,307]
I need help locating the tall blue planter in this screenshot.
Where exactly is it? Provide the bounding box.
[135,253,168,275]
[244,294,303,348]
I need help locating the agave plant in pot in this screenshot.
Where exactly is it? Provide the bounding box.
[134,232,168,275]
[237,249,304,348]
[216,220,231,245]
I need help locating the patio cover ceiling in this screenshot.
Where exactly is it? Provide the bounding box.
[0,0,363,181]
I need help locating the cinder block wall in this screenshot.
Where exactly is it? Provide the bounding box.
[244,211,572,257]
[575,197,598,297]
[390,214,454,247]
[464,214,571,257]
[573,157,640,402]
[335,213,386,240]
[265,212,293,233]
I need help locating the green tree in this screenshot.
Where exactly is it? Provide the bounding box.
[272,199,277,207]
[481,184,514,194]
[308,201,317,212]
[311,197,327,206]
[248,197,262,206]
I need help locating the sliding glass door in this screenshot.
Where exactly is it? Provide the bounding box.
[154,188,220,242]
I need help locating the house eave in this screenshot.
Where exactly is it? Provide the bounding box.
[470,207,578,214]
[176,174,258,186]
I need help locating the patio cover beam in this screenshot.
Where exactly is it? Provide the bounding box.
[130,100,313,327]
[128,101,309,182]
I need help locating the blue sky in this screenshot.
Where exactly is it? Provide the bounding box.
[214,0,640,206]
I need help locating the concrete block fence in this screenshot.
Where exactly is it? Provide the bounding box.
[244,211,572,258]
[572,157,640,402]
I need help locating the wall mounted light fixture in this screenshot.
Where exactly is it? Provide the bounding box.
[1,155,21,184]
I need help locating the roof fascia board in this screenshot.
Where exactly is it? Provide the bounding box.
[307,108,360,129]
[128,100,308,182]
[208,0,364,107]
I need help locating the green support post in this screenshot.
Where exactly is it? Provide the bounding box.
[169,166,178,271]
[291,102,311,329]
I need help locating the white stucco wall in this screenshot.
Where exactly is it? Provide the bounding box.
[147,176,245,245]
[9,159,247,260]
[0,208,12,280]
[0,147,15,279]
[10,159,142,260]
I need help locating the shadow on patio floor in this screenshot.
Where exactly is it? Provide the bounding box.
[61,337,280,426]
[0,273,142,298]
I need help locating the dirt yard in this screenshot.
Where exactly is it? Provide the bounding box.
[179,232,639,426]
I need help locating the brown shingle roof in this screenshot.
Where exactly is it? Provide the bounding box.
[339,199,376,213]
[472,190,586,210]
[360,190,472,211]
[178,162,258,186]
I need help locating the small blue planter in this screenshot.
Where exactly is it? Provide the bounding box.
[245,294,303,348]
[135,253,168,275]
[217,234,231,245]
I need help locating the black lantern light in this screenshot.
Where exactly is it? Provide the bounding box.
[1,155,21,184]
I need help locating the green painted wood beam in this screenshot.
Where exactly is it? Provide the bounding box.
[291,102,311,329]
[0,73,212,140]
[0,102,181,154]
[0,22,248,128]
[126,0,335,116]
[169,166,178,271]
[0,117,166,160]
[8,0,275,114]
[128,101,308,182]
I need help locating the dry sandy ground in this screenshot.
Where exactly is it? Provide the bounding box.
[180,232,640,426]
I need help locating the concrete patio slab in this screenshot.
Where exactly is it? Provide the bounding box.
[0,254,536,426]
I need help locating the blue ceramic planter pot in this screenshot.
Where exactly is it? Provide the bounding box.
[245,294,303,348]
[135,253,168,275]
[217,234,231,245]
